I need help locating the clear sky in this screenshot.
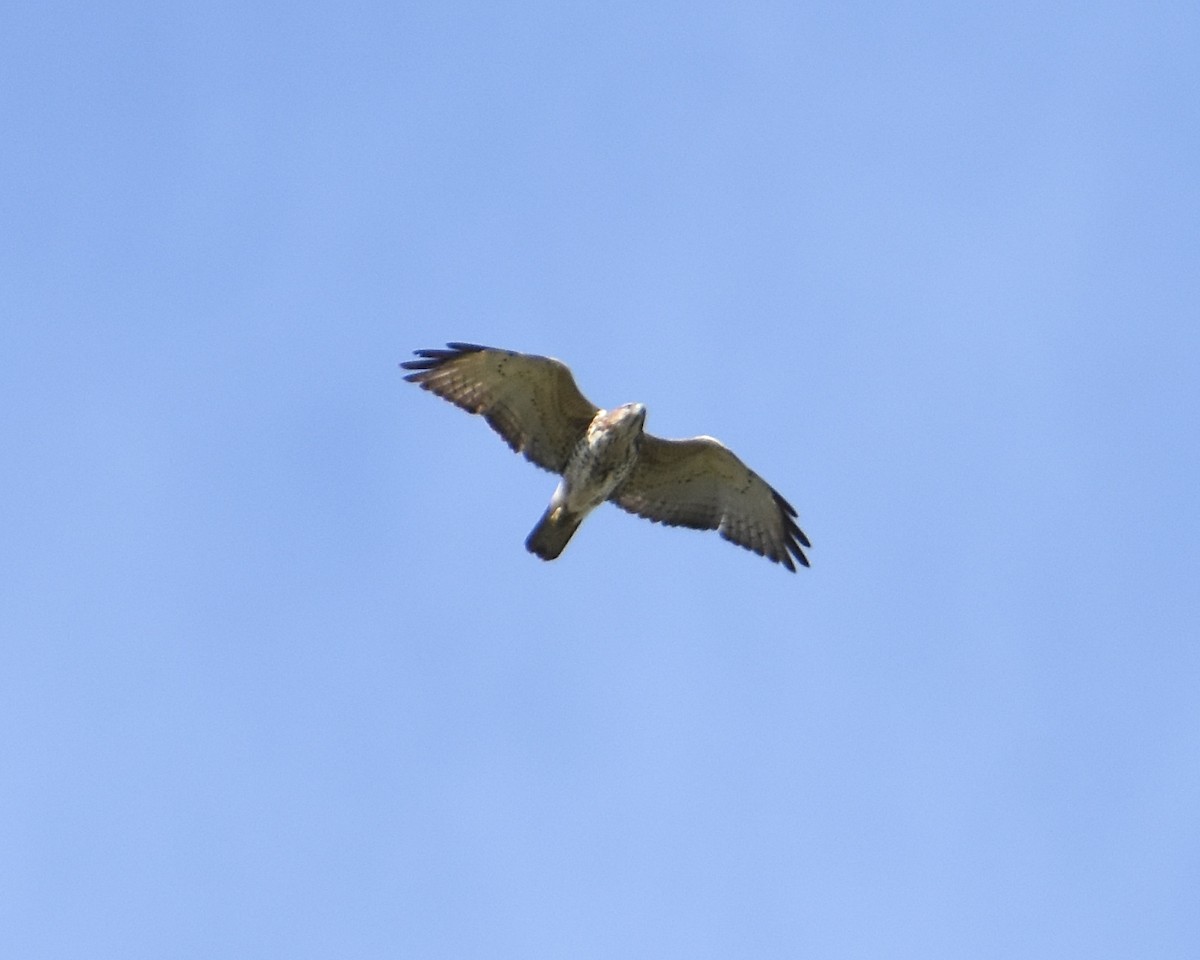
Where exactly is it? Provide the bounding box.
[3,1,1198,957]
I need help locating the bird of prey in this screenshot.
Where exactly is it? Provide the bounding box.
[401,342,811,571]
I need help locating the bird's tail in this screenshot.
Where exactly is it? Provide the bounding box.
[525,506,584,561]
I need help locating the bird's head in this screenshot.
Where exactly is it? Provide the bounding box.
[589,403,647,447]
[613,403,647,440]
[616,402,646,427]
[588,405,648,451]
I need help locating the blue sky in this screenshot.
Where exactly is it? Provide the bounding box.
[3,1,1198,957]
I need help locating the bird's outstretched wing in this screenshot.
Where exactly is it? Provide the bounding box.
[611,435,811,571]
[401,342,599,474]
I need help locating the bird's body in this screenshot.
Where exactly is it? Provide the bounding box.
[526,403,646,560]
[402,343,810,571]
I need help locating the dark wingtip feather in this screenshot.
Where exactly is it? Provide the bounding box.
[399,342,490,373]
[773,490,799,518]
[769,488,810,570]
[777,541,808,571]
[399,357,442,372]
[782,513,812,550]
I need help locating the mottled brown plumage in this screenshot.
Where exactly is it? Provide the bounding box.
[402,343,810,571]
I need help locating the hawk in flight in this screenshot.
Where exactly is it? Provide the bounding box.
[402,343,811,571]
